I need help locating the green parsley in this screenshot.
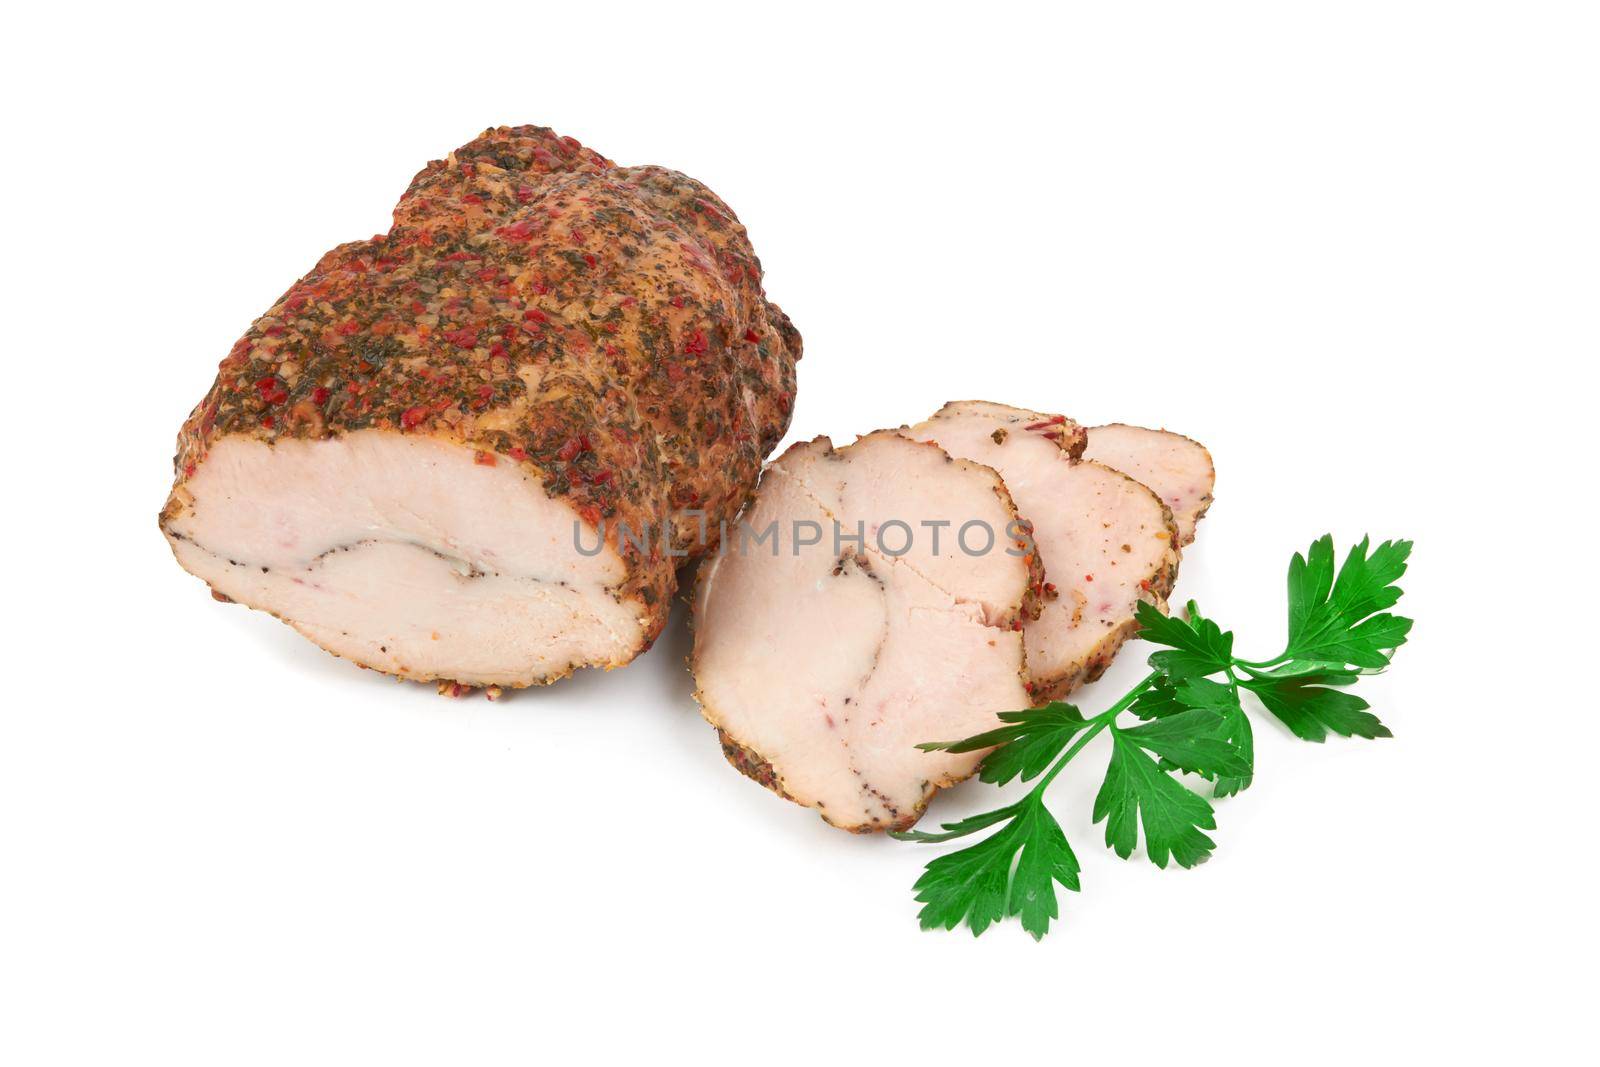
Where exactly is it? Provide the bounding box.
[893,535,1413,939]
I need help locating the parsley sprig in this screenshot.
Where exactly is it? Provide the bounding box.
[892,535,1413,939]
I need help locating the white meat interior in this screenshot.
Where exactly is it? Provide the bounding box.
[692,432,1032,831]
[162,430,645,687]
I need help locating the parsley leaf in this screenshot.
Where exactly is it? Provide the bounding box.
[1128,675,1186,720]
[1241,670,1392,742]
[1170,677,1253,796]
[910,797,1080,939]
[1094,723,1220,868]
[915,702,1092,786]
[1210,695,1255,798]
[1136,600,1234,680]
[1118,706,1252,781]
[892,803,1022,844]
[1282,535,1413,670]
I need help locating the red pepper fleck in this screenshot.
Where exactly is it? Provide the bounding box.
[401,406,428,429]
[684,330,709,355]
[583,253,597,268]
[312,386,331,405]
[515,185,535,203]
[443,328,478,348]
[556,435,591,462]
[508,446,529,462]
[1084,574,1094,582]
[254,376,289,405]
[337,320,361,336]
[496,220,537,241]
[743,328,760,343]
[474,450,497,466]
[462,193,485,206]
[523,308,548,323]
[260,414,275,429]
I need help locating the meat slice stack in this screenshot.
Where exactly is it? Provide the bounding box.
[903,402,1183,700]
[692,403,1214,831]
[692,432,1040,832]
[161,126,799,689]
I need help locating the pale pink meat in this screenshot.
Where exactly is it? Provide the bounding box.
[904,402,1183,701]
[1083,424,1215,545]
[164,432,645,688]
[691,431,1036,832]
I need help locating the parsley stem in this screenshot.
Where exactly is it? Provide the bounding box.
[1030,670,1160,797]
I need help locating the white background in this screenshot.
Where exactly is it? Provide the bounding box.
[4,2,1595,1063]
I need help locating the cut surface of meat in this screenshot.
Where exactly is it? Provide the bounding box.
[166,432,642,686]
[161,125,799,687]
[692,431,1037,832]
[1083,424,1215,544]
[904,401,1180,701]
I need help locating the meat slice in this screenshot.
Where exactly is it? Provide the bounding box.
[160,125,799,688]
[903,402,1181,701]
[1083,424,1215,544]
[691,431,1039,832]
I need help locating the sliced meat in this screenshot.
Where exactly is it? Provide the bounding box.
[160,125,799,688]
[904,401,1181,702]
[691,431,1039,832]
[1083,424,1215,544]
